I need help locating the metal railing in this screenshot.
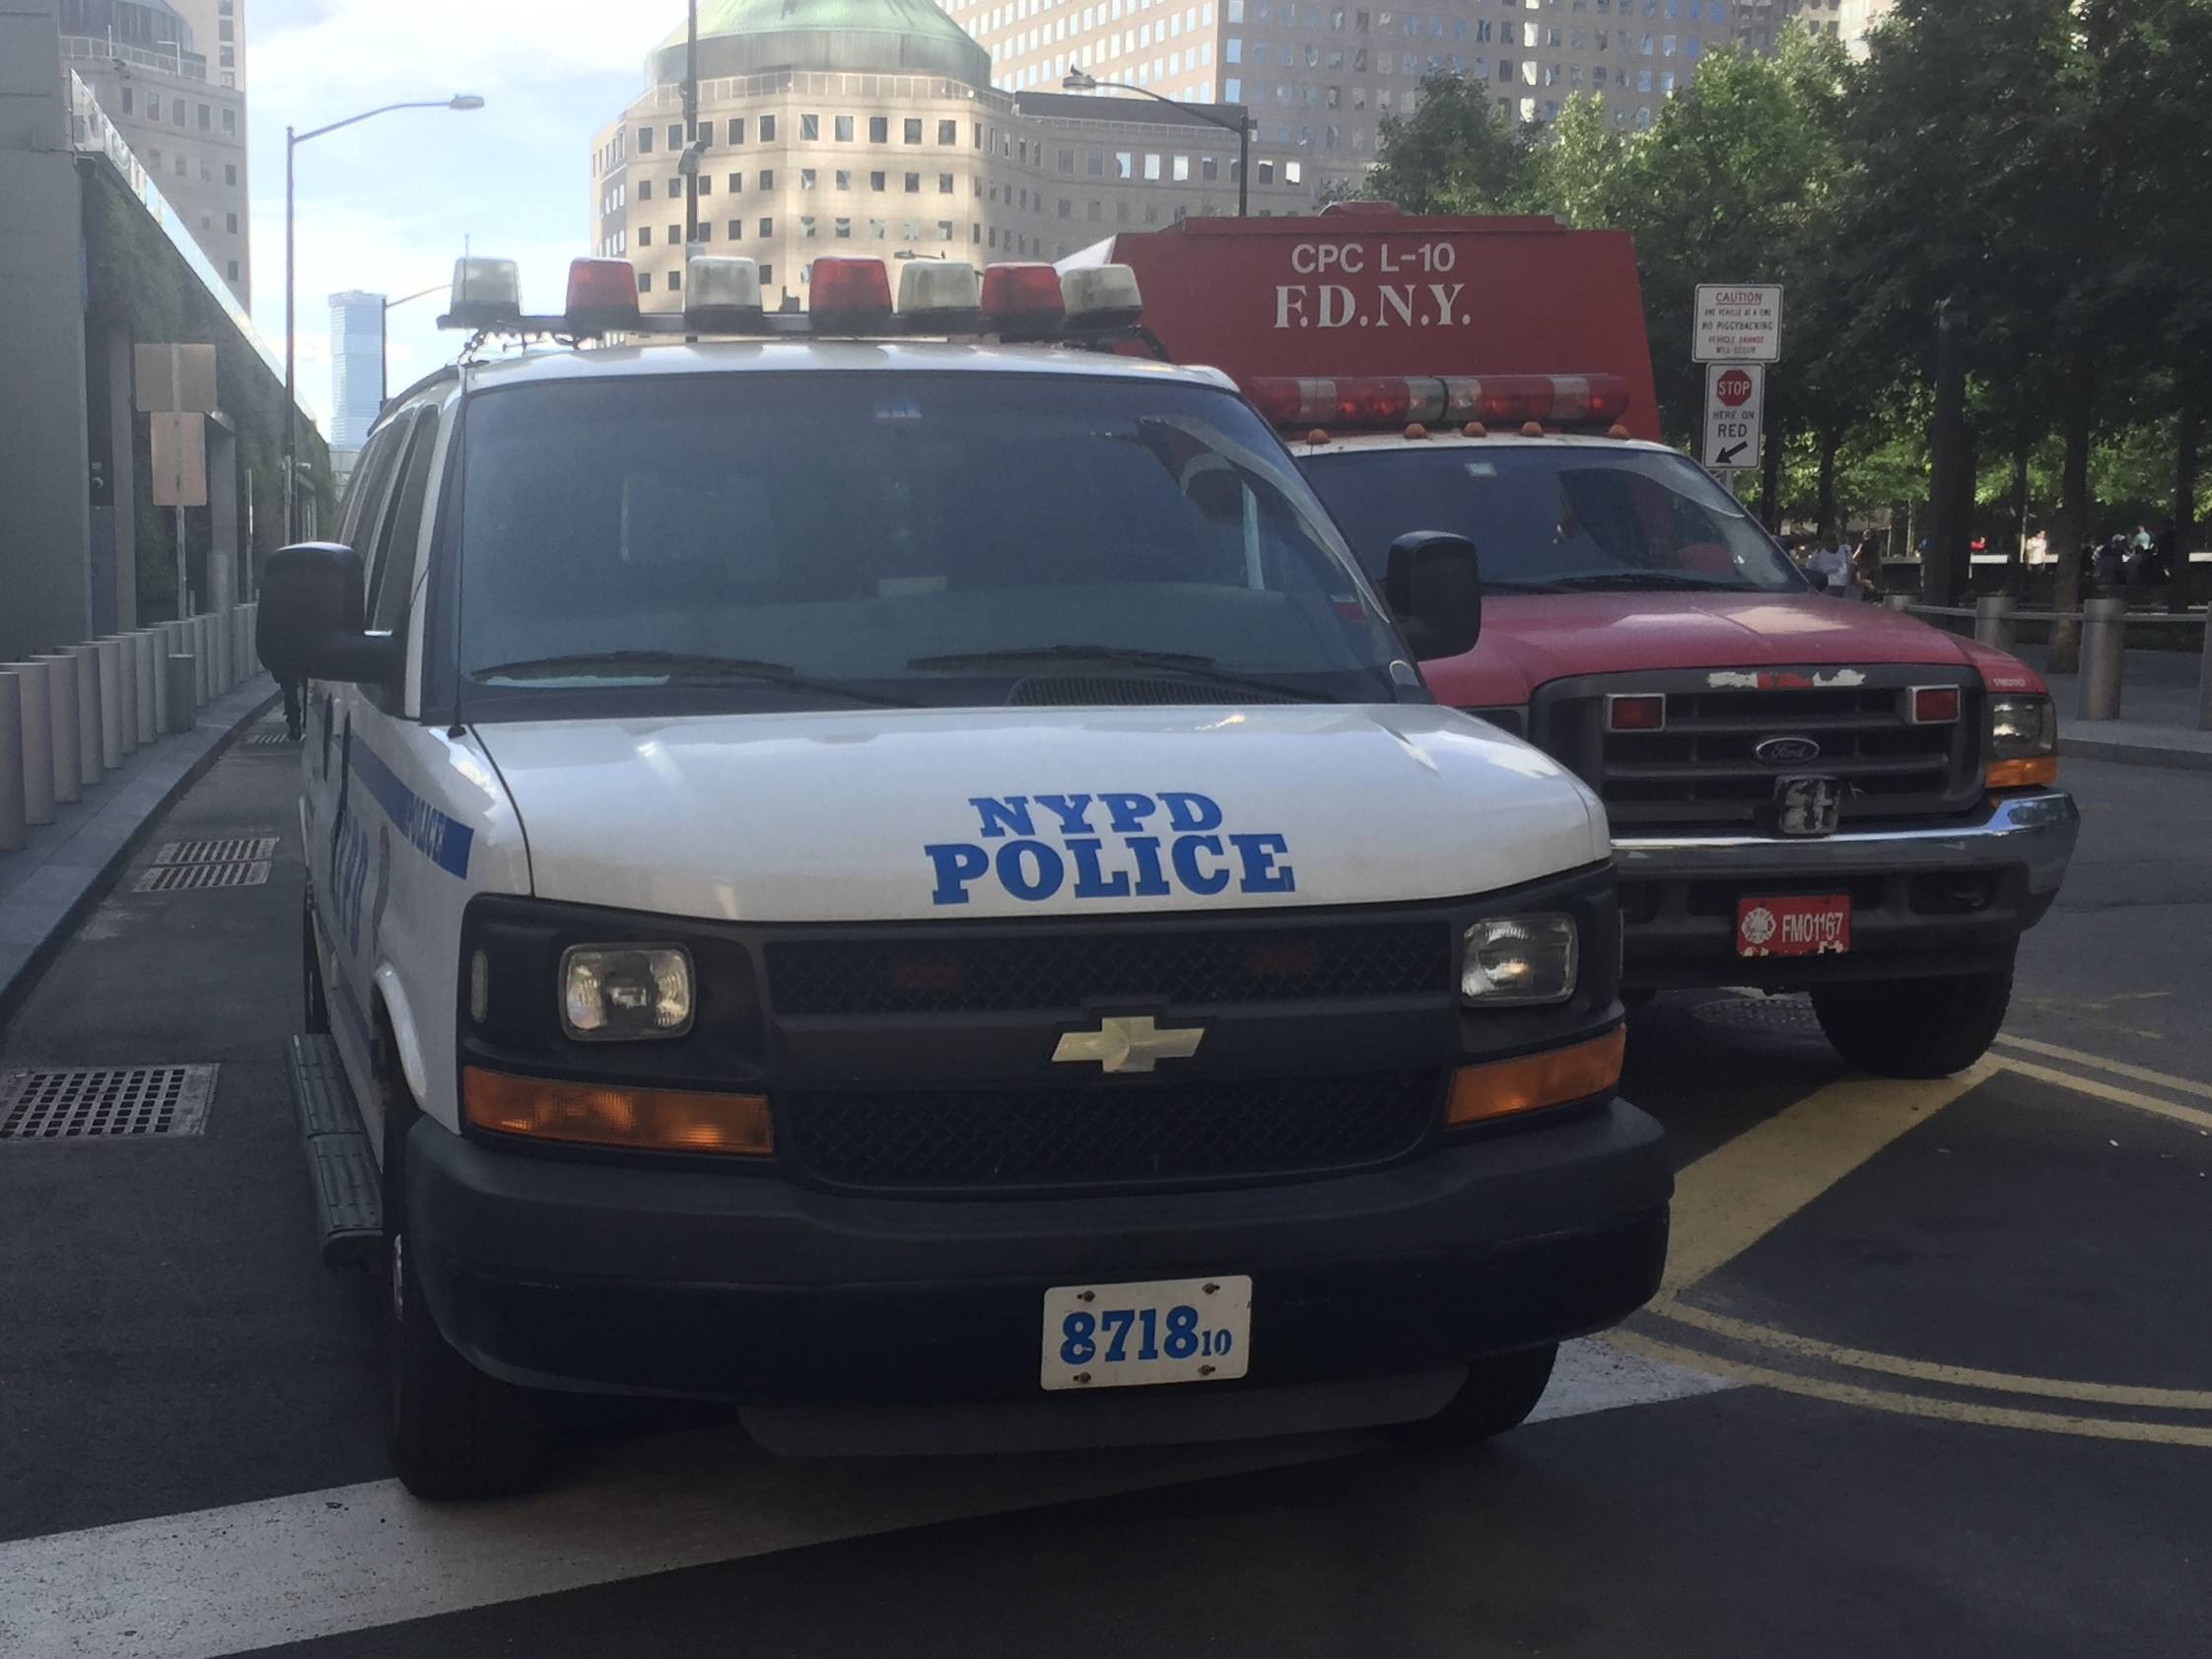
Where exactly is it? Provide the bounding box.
[0,605,260,855]
[1887,593,2212,730]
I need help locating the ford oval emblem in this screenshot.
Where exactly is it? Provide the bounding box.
[1755,735,1824,766]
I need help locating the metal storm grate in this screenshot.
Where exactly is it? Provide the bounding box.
[0,1066,217,1140]
[135,837,278,893]
[244,730,299,747]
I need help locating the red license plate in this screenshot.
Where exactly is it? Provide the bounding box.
[1737,894,1851,957]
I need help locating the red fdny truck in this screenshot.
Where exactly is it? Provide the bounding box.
[1064,209,2078,1077]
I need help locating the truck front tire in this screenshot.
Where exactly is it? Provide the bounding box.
[1810,962,2014,1078]
[1384,1345,1556,1447]
[380,1022,546,1500]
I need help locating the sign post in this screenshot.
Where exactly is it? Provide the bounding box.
[135,344,218,620]
[1701,362,1765,472]
[1694,286,1783,365]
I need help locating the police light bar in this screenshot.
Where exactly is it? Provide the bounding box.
[686,255,764,331]
[809,256,894,331]
[442,257,522,330]
[565,257,642,335]
[980,263,1065,342]
[896,259,983,329]
[1061,264,1143,332]
[1248,374,1631,433]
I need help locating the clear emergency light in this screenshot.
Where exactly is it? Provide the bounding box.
[1249,374,1631,433]
[435,253,1145,345]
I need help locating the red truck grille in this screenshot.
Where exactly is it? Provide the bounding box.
[1529,672,1985,833]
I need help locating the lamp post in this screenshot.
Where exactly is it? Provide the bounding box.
[380,284,449,408]
[1061,70,1251,218]
[286,95,483,542]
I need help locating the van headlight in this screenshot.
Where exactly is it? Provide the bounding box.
[1985,694,2058,789]
[1462,915,1578,1005]
[561,944,695,1041]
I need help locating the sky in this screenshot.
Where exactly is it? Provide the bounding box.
[244,1,679,430]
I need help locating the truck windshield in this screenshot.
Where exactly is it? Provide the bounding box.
[1300,446,1810,595]
[451,372,1406,716]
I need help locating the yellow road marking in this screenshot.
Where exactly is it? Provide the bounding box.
[1995,1033,2212,1106]
[1648,1293,2212,1412]
[1661,1061,1996,1292]
[1603,1330,2212,1449]
[1997,1056,2212,1135]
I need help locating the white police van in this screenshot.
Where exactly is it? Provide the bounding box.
[262,252,1671,1498]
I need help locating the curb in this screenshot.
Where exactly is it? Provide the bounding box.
[2061,729,2212,777]
[0,678,280,1034]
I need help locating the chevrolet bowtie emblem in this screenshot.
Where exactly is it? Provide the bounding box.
[1052,1015,1207,1074]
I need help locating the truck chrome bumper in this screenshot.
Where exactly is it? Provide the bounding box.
[1612,791,2079,894]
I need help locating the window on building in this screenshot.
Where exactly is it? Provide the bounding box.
[831,114,852,142]
[226,212,238,233]
[728,218,744,238]
[730,117,747,144]
[801,168,818,188]
[938,172,955,192]
[227,259,239,280]
[639,270,653,292]
[698,120,717,145]
[761,115,777,141]
[668,268,682,290]
[835,217,852,238]
[640,178,654,199]
[120,87,134,113]
[905,172,921,192]
[870,218,886,238]
[639,225,654,245]
[668,124,684,149]
[760,264,774,286]
[905,118,924,143]
[761,217,775,236]
[836,169,853,189]
[800,215,816,237]
[728,172,743,191]
[1143,153,1161,178]
[937,219,953,240]
[870,171,886,190]
[173,103,185,125]
[669,223,682,242]
[221,108,236,134]
[760,168,775,189]
[869,115,890,142]
[801,113,821,140]
[638,125,655,153]
[1173,154,1190,180]
[696,174,712,194]
[938,119,959,144]
[695,222,712,242]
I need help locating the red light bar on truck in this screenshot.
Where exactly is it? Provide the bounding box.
[980,262,1066,341]
[809,256,895,331]
[565,258,643,334]
[1248,374,1630,433]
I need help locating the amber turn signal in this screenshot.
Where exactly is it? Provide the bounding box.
[1985,756,2058,790]
[1445,1027,1626,1127]
[462,1068,773,1155]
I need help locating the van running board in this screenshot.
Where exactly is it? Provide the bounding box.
[287,1033,384,1268]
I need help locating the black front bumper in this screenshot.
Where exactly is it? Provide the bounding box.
[407,1098,1670,1406]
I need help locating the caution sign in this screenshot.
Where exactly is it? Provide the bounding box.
[1702,362,1764,471]
[1694,285,1783,364]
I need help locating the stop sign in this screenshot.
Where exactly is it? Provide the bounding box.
[1715,367,1755,408]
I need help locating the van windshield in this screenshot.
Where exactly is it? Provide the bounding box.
[451,371,1407,717]
[1300,445,1810,595]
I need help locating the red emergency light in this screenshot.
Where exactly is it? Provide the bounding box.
[1247,374,1631,434]
[810,256,894,330]
[981,262,1066,329]
[565,258,642,334]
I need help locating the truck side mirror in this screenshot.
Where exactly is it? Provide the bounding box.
[1384,532,1483,660]
[256,543,404,688]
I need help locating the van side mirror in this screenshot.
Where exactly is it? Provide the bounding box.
[1384,531,1484,660]
[256,543,404,688]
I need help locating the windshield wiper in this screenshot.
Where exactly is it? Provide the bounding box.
[471,652,917,707]
[1541,571,1749,592]
[904,645,1341,704]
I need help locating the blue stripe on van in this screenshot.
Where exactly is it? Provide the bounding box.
[350,740,474,879]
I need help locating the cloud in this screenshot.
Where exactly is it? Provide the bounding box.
[245,0,675,429]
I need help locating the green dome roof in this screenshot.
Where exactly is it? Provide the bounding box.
[649,0,990,90]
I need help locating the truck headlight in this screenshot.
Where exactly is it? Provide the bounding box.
[1462,915,1578,1005]
[1985,694,2057,789]
[561,944,695,1041]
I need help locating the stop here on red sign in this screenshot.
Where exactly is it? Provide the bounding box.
[1736,895,1851,957]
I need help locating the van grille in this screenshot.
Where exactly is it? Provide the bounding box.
[767,922,1452,1015]
[786,1071,1442,1191]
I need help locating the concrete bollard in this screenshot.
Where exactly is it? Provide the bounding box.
[2078,595,2128,723]
[166,655,197,732]
[195,614,213,705]
[1973,594,2017,652]
[132,632,159,745]
[209,608,230,692]
[146,634,171,737]
[0,673,24,853]
[95,639,126,771]
[67,644,103,785]
[0,661,55,826]
[103,636,140,758]
[34,655,81,804]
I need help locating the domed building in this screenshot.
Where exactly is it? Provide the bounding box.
[590,0,1301,311]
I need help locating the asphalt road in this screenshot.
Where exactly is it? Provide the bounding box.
[1,739,2207,1657]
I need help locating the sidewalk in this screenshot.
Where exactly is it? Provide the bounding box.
[0,674,277,1028]
[2014,644,2212,775]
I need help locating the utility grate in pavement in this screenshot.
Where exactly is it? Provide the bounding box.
[0,1065,217,1140]
[151,837,280,865]
[1691,995,1827,1038]
[243,730,299,747]
[136,860,273,893]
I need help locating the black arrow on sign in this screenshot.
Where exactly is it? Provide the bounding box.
[1715,440,1749,465]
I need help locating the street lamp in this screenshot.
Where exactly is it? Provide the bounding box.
[285,95,483,541]
[380,284,450,407]
[1061,70,1252,218]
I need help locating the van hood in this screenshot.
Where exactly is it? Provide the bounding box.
[474,705,1608,925]
[1420,590,2048,708]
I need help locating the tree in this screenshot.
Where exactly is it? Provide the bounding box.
[1366,74,1541,214]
